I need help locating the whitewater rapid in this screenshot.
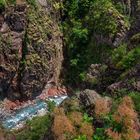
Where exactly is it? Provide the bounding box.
[2,96,67,130]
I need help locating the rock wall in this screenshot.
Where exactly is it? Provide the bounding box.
[0,1,63,100]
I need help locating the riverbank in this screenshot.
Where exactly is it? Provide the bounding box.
[0,84,67,130]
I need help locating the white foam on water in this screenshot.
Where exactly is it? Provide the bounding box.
[2,96,67,130]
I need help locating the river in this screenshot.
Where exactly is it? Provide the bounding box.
[2,96,67,130]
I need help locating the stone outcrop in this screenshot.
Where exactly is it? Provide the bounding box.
[85,64,108,86]
[112,13,129,46]
[79,89,112,114]
[0,1,63,100]
[84,64,123,92]
[107,64,140,94]
[84,61,140,95]
[92,7,129,47]
[0,4,27,99]
[79,89,101,108]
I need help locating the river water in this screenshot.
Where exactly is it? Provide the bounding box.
[2,96,67,129]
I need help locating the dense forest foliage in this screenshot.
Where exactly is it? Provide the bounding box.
[62,0,139,86]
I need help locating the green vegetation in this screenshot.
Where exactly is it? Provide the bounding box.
[26,2,51,44]
[92,96,140,140]
[0,0,139,140]
[112,44,140,69]
[15,101,55,140]
[26,0,37,7]
[7,0,16,5]
[63,0,128,86]
[129,92,140,116]
[83,113,93,123]
[93,128,109,140]
[16,114,52,140]
[47,100,56,112]
[111,44,127,65]
[74,135,87,140]
[117,47,140,69]
[0,0,6,10]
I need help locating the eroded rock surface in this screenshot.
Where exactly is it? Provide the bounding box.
[0,2,63,100]
[79,89,112,114]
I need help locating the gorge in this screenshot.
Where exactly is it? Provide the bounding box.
[0,0,140,140]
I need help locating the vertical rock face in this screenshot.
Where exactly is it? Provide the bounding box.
[0,4,27,99]
[111,0,140,45]
[0,1,63,100]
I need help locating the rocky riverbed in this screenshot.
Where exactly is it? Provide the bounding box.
[0,84,67,130]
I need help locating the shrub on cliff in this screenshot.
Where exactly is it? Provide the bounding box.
[129,92,140,117]
[51,108,94,140]
[111,44,140,69]
[107,96,140,140]
[63,0,127,86]
[52,108,76,140]
[26,0,37,7]
[0,0,6,11]
[94,98,111,118]
[91,95,140,140]
[16,114,52,140]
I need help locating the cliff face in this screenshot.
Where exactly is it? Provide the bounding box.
[0,0,63,100]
